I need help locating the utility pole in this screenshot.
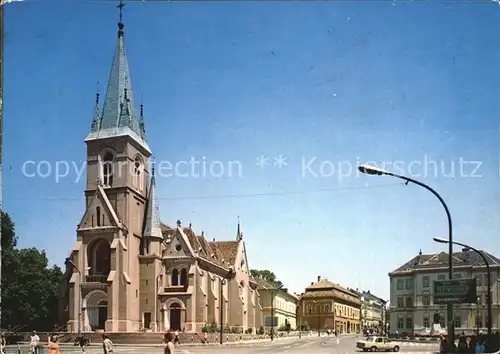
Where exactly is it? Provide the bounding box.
[0,1,4,330]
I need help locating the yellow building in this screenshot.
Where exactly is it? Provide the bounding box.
[298,276,361,333]
[255,277,298,330]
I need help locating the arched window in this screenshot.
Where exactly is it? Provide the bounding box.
[96,207,101,226]
[102,152,114,187]
[133,156,143,190]
[180,269,188,286]
[171,269,179,286]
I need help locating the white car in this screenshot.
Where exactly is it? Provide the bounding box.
[356,336,400,352]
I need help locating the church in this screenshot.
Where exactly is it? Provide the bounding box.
[61,3,264,333]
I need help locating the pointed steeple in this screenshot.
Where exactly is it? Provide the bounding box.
[85,0,151,154]
[90,86,101,132]
[143,160,163,240]
[236,216,242,241]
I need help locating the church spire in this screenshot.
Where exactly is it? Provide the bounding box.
[236,216,242,241]
[90,84,101,132]
[85,0,151,154]
[143,159,163,240]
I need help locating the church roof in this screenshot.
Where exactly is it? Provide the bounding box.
[85,5,150,154]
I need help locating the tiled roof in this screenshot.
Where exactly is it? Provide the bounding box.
[159,222,240,269]
[306,279,358,296]
[212,241,239,265]
[390,250,500,274]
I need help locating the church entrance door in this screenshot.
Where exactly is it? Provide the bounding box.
[98,300,108,329]
[169,303,181,330]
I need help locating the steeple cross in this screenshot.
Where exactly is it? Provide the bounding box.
[117,0,126,23]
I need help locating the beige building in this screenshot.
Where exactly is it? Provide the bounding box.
[351,289,387,330]
[255,278,298,330]
[389,249,500,334]
[298,276,361,333]
[63,7,263,333]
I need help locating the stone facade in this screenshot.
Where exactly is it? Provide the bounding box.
[350,289,387,330]
[389,249,500,334]
[297,276,361,333]
[61,6,263,333]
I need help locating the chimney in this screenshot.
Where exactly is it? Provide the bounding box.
[213,238,215,242]
[317,275,321,282]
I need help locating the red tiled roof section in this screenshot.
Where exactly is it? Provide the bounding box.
[212,241,239,265]
[209,242,225,263]
[196,235,221,264]
[160,222,174,238]
[183,227,204,256]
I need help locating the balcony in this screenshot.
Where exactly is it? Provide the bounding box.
[82,275,108,287]
[161,285,186,293]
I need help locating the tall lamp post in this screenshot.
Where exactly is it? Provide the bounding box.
[433,237,492,338]
[65,258,82,335]
[270,284,284,341]
[358,164,454,345]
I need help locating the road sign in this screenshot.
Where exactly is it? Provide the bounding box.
[434,279,477,304]
[264,316,278,326]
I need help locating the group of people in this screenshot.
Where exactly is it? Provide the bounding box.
[439,332,500,353]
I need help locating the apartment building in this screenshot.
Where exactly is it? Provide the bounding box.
[389,249,500,335]
[298,276,361,333]
[351,289,387,330]
[255,278,298,330]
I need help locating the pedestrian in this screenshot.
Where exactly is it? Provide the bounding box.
[173,330,180,346]
[163,332,175,354]
[203,332,208,344]
[439,335,447,354]
[0,333,6,354]
[475,337,485,354]
[47,335,60,354]
[102,334,113,353]
[30,331,40,354]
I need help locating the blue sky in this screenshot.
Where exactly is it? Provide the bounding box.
[4,0,500,299]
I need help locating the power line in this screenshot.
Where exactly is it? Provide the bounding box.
[24,182,405,201]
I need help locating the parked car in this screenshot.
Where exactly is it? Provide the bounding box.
[356,336,400,352]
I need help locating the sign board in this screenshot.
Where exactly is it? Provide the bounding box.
[264,316,278,326]
[433,279,477,304]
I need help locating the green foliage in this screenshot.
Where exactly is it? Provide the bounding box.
[1,211,64,330]
[249,269,284,288]
[257,325,265,335]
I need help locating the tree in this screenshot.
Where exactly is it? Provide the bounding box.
[250,269,284,288]
[1,211,64,331]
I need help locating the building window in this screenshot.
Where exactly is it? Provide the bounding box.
[453,273,462,279]
[476,275,483,286]
[405,279,413,290]
[439,312,445,327]
[454,314,461,328]
[397,297,404,308]
[477,314,483,328]
[438,274,446,280]
[423,313,430,328]
[180,269,188,286]
[397,279,404,290]
[102,151,114,187]
[397,315,404,329]
[324,305,329,312]
[171,269,179,286]
[96,207,101,226]
[422,294,430,306]
[422,276,430,288]
[405,296,413,308]
[405,315,413,330]
[307,306,312,314]
[133,156,143,190]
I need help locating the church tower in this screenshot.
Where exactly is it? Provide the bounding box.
[66,0,152,332]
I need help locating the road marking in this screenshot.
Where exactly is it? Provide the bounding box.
[337,338,340,344]
[284,345,290,348]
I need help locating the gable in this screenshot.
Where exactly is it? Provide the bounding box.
[163,228,194,258]
[236,240,249,273]
[79,184,120,229]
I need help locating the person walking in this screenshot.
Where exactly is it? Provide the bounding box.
[47,335,60,354]
[163,332,175,354]
[30,331,40,354]
[0,333,6,354]
[102,334,113,353]
[173,330,180,346]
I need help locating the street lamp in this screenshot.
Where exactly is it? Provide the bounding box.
[358,164,454,344]
[433,237,493,338]
[65,258,82,336]
[270,284,284,341]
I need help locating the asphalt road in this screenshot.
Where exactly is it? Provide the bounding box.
[6,336,440,353]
